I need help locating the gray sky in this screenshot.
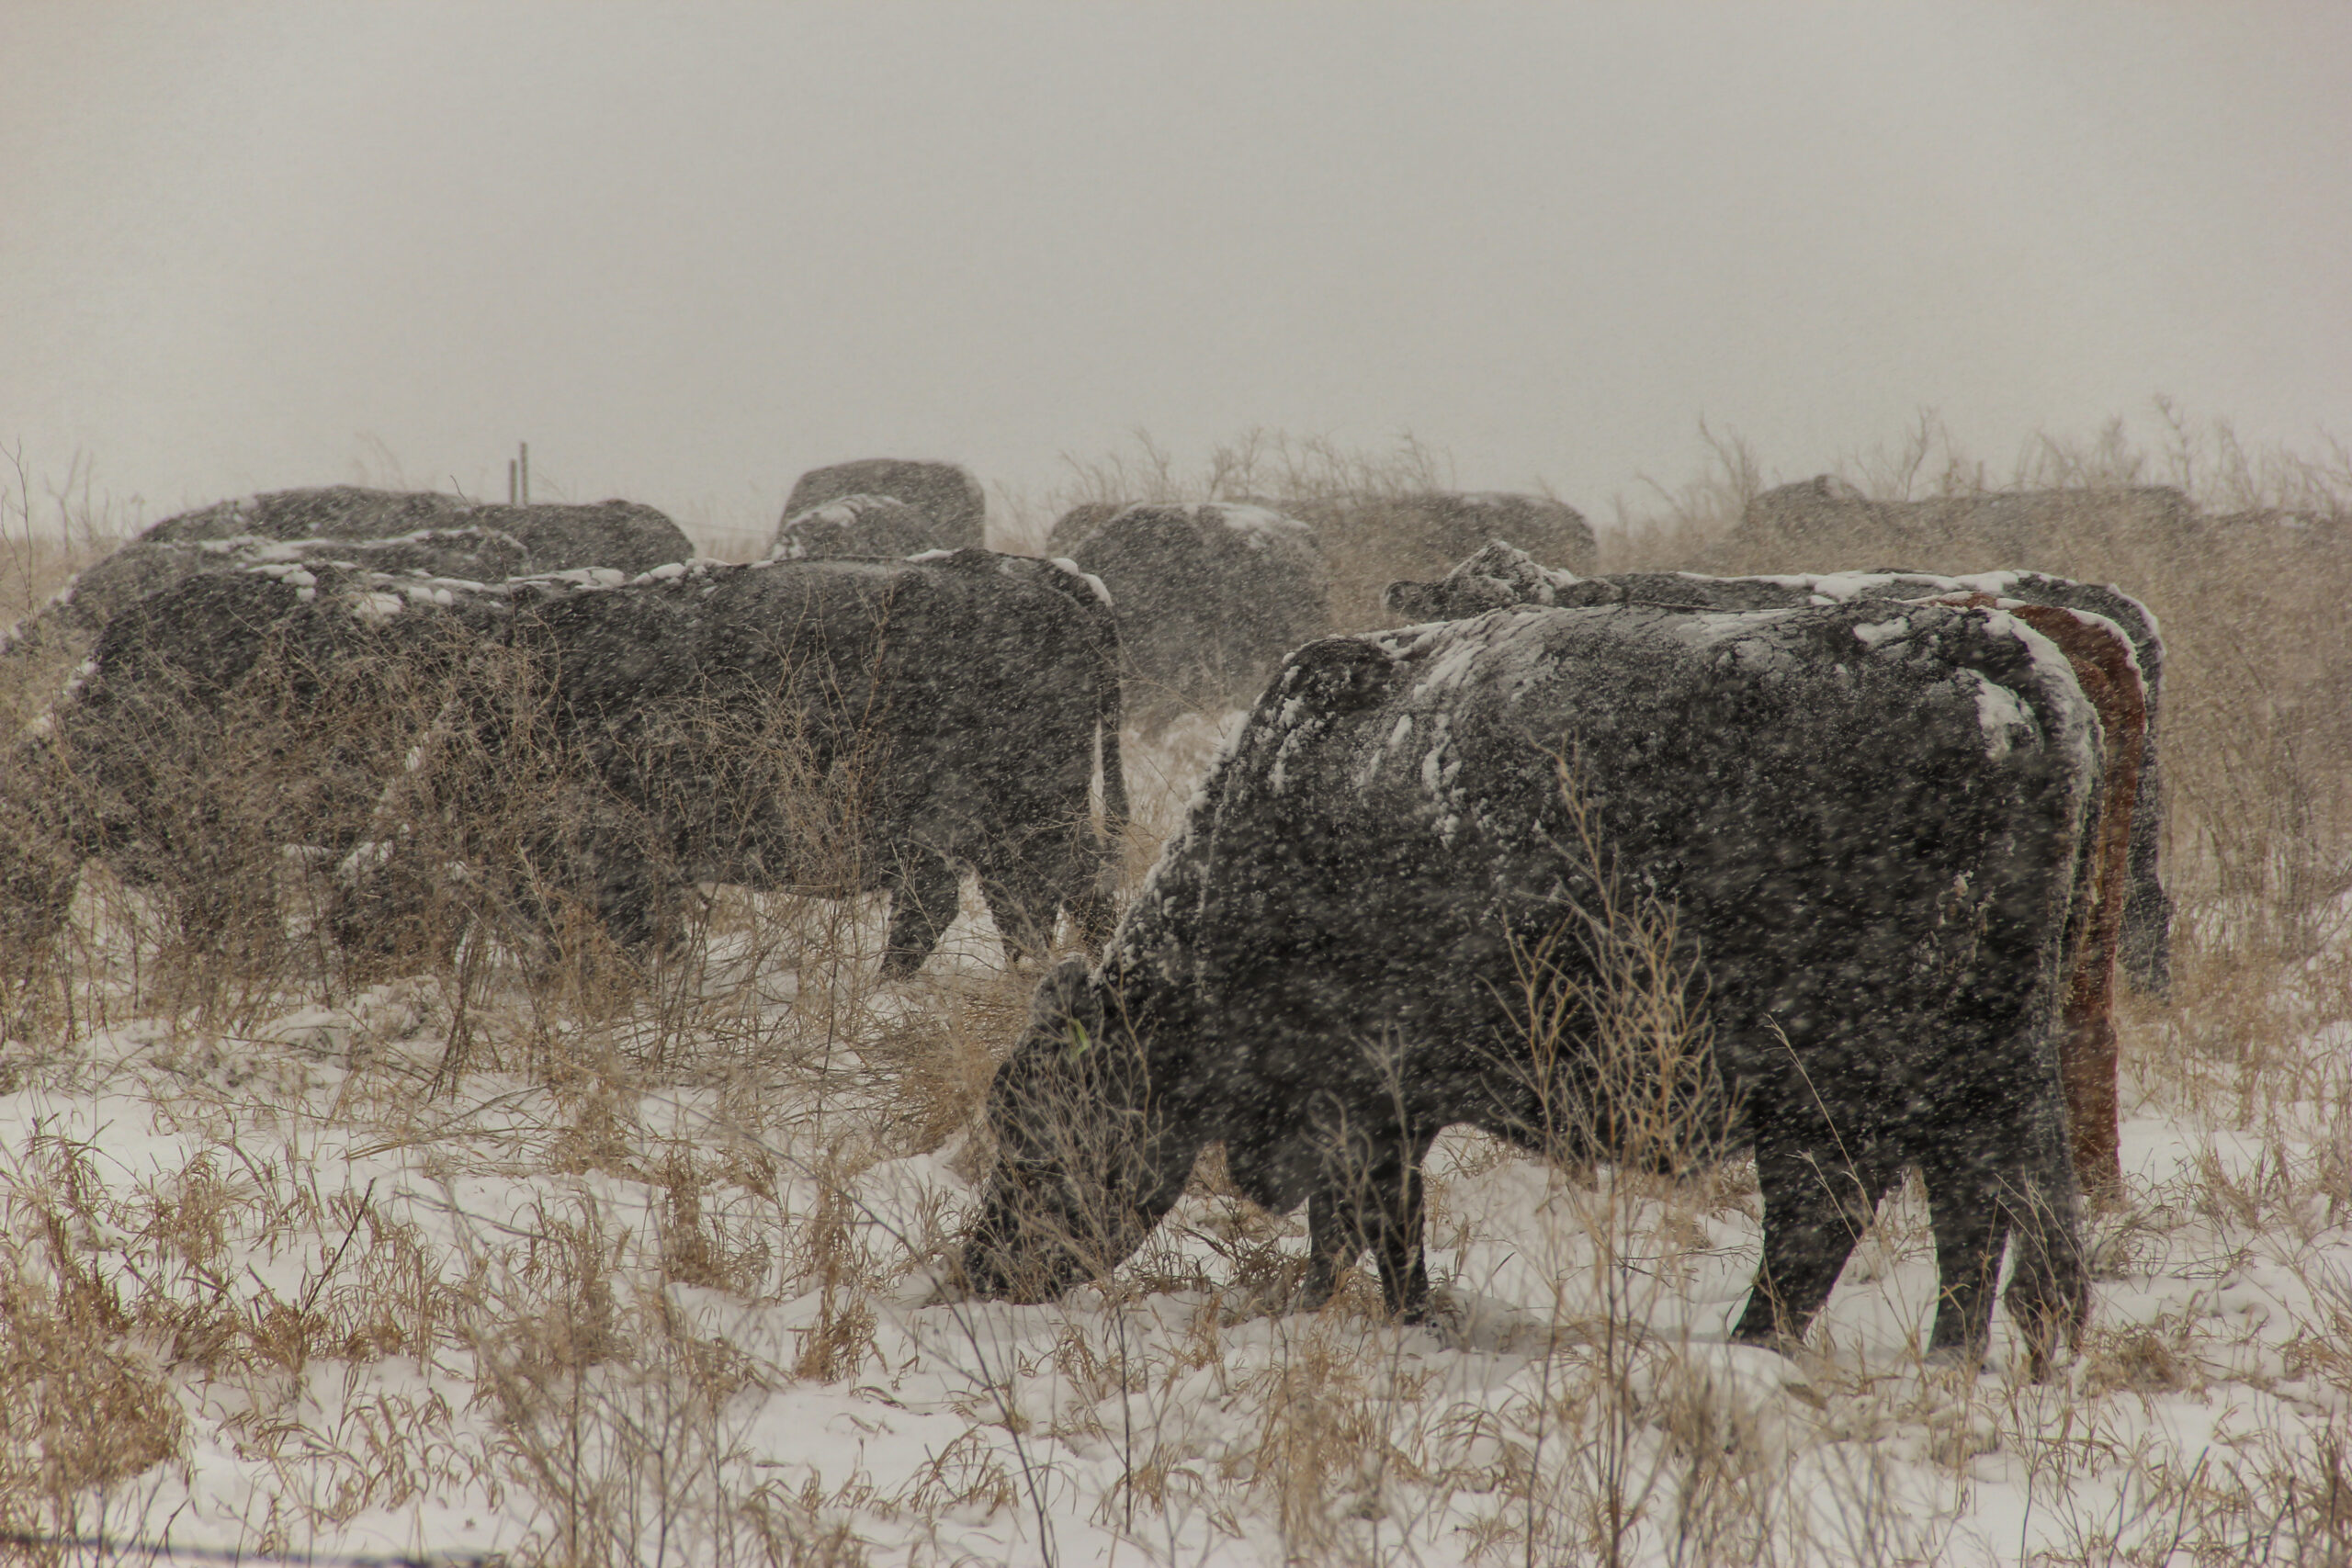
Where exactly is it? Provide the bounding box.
[6,3,2347,540]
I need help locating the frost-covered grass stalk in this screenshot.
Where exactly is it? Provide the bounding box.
[5,415,2352,1563]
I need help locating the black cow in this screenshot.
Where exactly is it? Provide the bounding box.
[1725,476,2201,575]
[1062,502,1329,722]
[962,600,2097,1370]
[1291,490,1597,575]
[770,494,942,561]
[1043,502,1125,559]
[783,460,988,553]
[458,499,693,578]
[5,529,531,659]
[6,489,692,665]
[2,561,516,965]
[1386,541,2173,995]
[141,487,692,576]
[7,552,1125,979]
[141,485,478,543]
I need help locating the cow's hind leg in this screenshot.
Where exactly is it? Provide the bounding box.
[882,846,962,978]
[1998,1117,2089,1379]
[1732,1147,1895,1350]
[1917,1152,2014,1368]
[1297,1128,1437,1321]
[976,854,1057,966]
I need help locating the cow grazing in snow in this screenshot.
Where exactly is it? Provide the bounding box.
[962,600,2097,1370]
[1059,502,1329,723]
[783,460,988,554]
[6,551,1125,979]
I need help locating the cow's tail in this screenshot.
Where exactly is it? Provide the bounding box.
[1080,594,1128,948]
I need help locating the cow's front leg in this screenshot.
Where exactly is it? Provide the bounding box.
[1732,1146,1891,1349]
[1298,1188,1358,1313]
[1375,1153,1434,1322]
[882,846,962,977]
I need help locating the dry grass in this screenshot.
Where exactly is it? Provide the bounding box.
[5,416,2352,1562]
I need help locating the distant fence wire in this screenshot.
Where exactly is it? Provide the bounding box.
[0,1529,505,1567]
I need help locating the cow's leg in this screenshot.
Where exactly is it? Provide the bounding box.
[882,845,962,978]
[976,853,1057,965]
[1298,1187,1356,1313]
[1731,1147,1893,1348]
[1297,1159,1430,1320]
[1917,1155,2012,1366]
[2000,1116,2089,1380]
[1058,835,1121,954]
[1375,1149,1435,1322]
[1298,1132,1435,1319]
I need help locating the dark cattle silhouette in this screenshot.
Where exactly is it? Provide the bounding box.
[6,488,692,664]
[783,460,987,553]
[963,601,2096,1371]
[1282,490,1596,626]
[1063,502,1329,723]
[5,529,530,660]
[141,487,691,576]
[6,552,1125,979]
[1293,489,1596,572]
[1725,476,2199,573]
[1043,502,1125,559]
[1386,541,2173,998]
[0,560,514,964]
[770,493,942,561]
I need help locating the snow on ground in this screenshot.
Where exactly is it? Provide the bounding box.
[5,715,2350,1566]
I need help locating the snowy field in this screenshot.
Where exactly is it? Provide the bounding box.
[6,693,2351,1568]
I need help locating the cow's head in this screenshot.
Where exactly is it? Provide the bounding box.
[1383,538,1573,624]
[1381,579,1450,622]
[958,957,1169,1303]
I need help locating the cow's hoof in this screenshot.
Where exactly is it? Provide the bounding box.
[909,1268,969,1310]
[1216,1281,1295,1325]
[1920,1343,1987,1377]
[1218,1263,1329,1325]
[1405,1286,1471,1345]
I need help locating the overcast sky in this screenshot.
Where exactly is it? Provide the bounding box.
[5,3,2347,541]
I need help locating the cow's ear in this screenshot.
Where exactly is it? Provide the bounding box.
[1383,581,1433,620]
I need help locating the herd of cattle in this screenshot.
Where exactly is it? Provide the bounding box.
[3,457,2218,1370]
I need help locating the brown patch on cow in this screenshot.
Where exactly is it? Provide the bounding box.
[1932,594,2144,1204]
